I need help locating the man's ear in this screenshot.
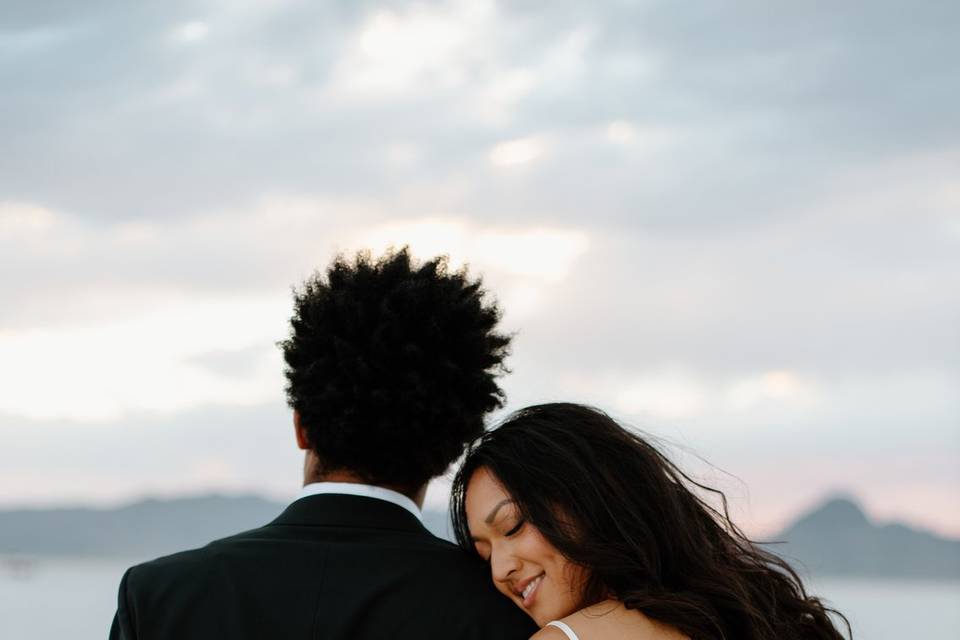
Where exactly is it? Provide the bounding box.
[293,410,310,450]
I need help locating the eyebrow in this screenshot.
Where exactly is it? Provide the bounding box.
[484,498,515,525]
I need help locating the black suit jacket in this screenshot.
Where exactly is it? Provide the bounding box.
[109,494,536,639]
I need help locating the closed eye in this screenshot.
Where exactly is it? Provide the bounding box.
[504,518,526,537]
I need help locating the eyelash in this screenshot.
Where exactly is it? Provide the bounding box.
[504,518,526,537]
[479,518,527,563]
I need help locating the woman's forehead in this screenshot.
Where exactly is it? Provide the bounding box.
[466,468,511,512]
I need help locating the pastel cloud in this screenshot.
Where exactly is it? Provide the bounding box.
[0,199,591,421]
[171,21,209,44]
[0,0,957,538]
[0,294,287,422]
[327,0,502,100]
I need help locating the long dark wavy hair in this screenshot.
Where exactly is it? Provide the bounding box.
[451,403,850,640]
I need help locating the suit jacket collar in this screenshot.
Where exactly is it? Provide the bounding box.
[296,481,422,521]
[269,493,430,534]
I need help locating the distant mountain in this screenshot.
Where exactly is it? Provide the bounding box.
[0,495,284,559]
[0,494,454,561]
[3,493,958,579]
[769,495,960,579]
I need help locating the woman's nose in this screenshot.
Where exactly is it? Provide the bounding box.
[490,547,521,582]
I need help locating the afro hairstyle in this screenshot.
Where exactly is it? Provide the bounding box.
[280,247,511,490]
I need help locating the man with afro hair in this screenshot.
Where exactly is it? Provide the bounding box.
[110,248,536,640]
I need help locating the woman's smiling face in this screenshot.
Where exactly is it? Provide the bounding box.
[464,466,583,626]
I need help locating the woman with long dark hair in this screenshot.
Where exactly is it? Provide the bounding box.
[451,403,849,640]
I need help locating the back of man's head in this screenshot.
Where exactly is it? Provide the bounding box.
[280,248,511,493]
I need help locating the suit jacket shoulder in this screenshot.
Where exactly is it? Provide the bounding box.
[111,496,536,640]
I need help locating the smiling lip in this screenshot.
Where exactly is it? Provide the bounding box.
[517,573,545,608]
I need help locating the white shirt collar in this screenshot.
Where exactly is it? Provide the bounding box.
[294,481,423,522]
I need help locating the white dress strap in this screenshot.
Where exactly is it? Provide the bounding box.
[545,620,581,640]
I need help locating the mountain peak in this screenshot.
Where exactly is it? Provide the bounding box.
[772,493,960,578]
[785,494,870,533]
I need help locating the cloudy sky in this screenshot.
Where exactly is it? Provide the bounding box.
[2,0,957,537]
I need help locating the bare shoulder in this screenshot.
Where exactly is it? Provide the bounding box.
[530,625,572,640]
[560,600,689,640]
